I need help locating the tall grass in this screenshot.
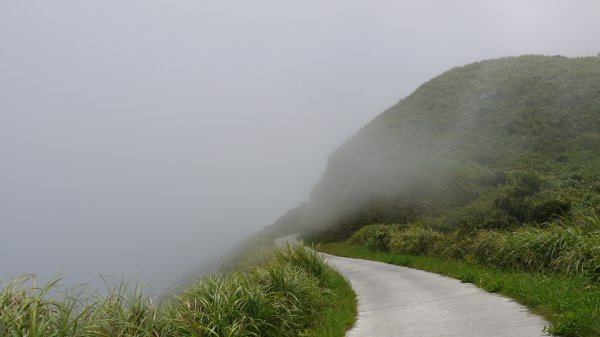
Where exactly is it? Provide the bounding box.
[469,224,600,279]
[83,277,166,337]
[0,275,99,337]
[351,215,600,281]
[0,245,355,337]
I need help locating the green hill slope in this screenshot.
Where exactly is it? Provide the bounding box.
[300,55,600,240]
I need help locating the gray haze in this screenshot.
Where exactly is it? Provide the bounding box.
[1,1,599,290]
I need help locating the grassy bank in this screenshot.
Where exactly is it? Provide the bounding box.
[0,244,356,337]
[318,241,600,337]
[347,217,600,281]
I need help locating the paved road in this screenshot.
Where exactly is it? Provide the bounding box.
[323,254,551,337]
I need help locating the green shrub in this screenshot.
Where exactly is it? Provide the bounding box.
[349,224,394,251]
[468,230,505,265]
[530,199,571,222]
[389,227,446,256]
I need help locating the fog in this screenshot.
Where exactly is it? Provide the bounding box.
[1,0,599,290]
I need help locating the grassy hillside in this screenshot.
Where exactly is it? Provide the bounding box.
[300,55,600,240]
[0,245,356,337]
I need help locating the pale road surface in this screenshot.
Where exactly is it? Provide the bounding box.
[323,253,551,337]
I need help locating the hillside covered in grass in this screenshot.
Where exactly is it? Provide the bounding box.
[0,245,355,337]
[289,55,600,240]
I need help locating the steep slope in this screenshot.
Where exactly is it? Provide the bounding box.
[301,55,600,240]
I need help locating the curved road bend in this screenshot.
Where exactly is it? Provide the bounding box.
[323,253,550,337]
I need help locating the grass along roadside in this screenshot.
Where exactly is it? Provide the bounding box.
[302,264,356,337]
[0,244,356,337]
[317,241,600,337]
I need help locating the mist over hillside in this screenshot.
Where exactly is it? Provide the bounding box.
[274,55,600,240]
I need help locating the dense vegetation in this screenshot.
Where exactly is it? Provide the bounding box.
[0,244,355,337]
[349,215,600,281]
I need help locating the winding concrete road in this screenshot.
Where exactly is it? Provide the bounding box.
[323,253,551,337]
